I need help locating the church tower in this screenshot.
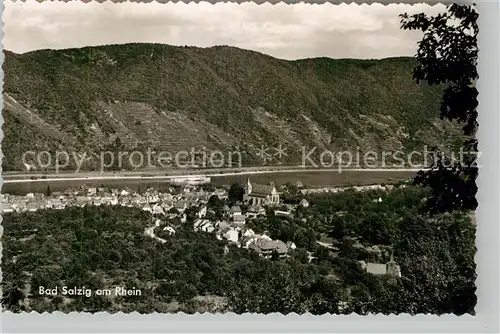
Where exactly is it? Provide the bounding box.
[244,178,252,203]
[386,251,401,277]
[245,178,252,195]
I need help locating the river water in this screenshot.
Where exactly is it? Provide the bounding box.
[2,170,417,195]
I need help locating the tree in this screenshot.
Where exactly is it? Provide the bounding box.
[207,195,222,209]
[45,185,52,197]
[1,267,27,312]
[114,136,122,148]
[400,4,479,213]
[228,183,245,204]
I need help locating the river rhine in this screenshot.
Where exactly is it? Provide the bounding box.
[2,170,417,195]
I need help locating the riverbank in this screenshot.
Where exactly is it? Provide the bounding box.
[1,170,417,195]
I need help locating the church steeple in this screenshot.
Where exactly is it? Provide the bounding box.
[246,178,252,192]
[243,178,252,203]
[386,250,400,277]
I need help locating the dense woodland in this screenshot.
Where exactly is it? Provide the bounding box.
[2,185,476,314]
[4,42,460,171]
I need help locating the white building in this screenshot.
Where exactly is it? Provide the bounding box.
[222,228,239,243]
[246,205,266,218]
[359,253,401,277]
[197,206,208,218]
[231,205,242,215]
[152,204,165,215]
[274,210,291,217]
[163,226,176,236]
[108,197,119,206]
[194,219,211,232]
[242,228,255,238]
[200,222,215,233]
[232,213,246,226]
[2,204,14,213]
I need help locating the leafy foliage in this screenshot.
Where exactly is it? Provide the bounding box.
[228,183,244,204]
[401,4,479,213]
[2,187,476,314]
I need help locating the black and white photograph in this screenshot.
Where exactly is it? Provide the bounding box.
[1,1,478,315]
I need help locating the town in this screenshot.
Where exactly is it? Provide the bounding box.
[2,177,403,276]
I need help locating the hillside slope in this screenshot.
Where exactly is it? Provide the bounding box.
[2,43,462,171]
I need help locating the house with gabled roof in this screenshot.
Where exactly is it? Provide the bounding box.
[197,206,208,218]
[274,210,291,217]
[232,213,246,226]
[231,205,241,215]
[246,205,266,218]
[240,235,255,249]
[241,227,255,238]
[194,219,215,233]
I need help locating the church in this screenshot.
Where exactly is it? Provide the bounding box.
[243,178,280,206]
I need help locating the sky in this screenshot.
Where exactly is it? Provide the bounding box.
[3,1,446,60]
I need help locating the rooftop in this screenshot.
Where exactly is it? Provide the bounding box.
[249,180,277,196]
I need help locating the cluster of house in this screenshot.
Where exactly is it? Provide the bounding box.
[1,185,227,215]
[300,184,403,195]
[5,177,403,275]
[192,204,298,258]
[145,178,309,258]
[194,179,311,258]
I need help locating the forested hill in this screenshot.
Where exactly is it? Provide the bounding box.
[3,44,462,170]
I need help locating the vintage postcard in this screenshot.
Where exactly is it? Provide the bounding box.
[1,0,480,317]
